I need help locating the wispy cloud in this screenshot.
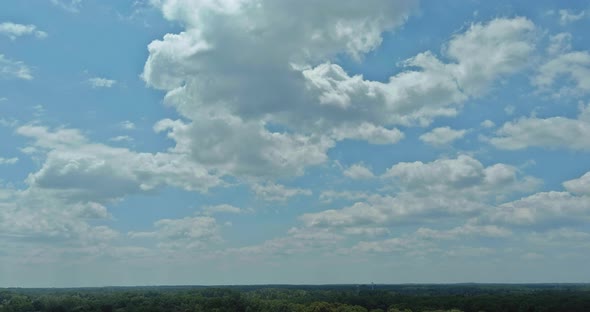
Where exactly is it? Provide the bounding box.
[0,54,33,80]
[0,22,47,40]
[50,0,83,13]
[109,135,133,143]
[0,157,18,165]
[120,120,136,130]
[88,77,116,88]
[559,9,586,25]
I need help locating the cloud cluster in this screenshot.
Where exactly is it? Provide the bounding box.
[301,155,540,230]
[0,124,221,252]
[143,0,536,178]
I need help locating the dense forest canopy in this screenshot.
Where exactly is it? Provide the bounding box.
[1,284,589,312]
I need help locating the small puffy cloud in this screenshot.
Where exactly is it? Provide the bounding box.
[109,135,133,143]
[489,104,590,150]
[0,22,47,40]
[558,9,586,25]
[73,202,111,219]
[504,105,515,115]
[88,77,116,88]
[383,155,494,192]
[481,120,495,128]
[120,120,136,130]
[343,163,374,179]
[202,204,242,215]
[0,54,33,80]
[0,157,18,165]
[331,122,404,144]
[252,182,312,202]
[419,126,467,146]
[563,171,590,196]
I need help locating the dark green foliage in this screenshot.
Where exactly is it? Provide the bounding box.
[0,284,589,312]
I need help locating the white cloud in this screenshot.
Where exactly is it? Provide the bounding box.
[347,235,428,254]
[50,0,83,13]
[383,155,487,190]
[528,228,590,246]
[251,182,312,202]
[143,0,536,178]
[534,51,590,95]
[416,223,511,240]
[563,171,590,196]
[300,16,536,127]
[489,104,590,150]
[488,191,590,227]
[0,185,118,245]
[331,122,404,144]
[0,22,47,40]
[128,216,221,250]
[301,155,539,230]
[88,77,116,88]
[120,120,136,130]
[504,105,515,115]
[319,190,371,203]
[343,163,374,179]
[481,120,495,128]
[558,9,586,25]
[202,204,242,215]
[109,135,133,143]
[342,227,390,237]
[0,54,33,80]
[0,157,18,165]
[419,126,467,146]
[383,155,538,195]
[221,227,344,259]
[155,117,334,177]
[16,125,221,204]
[339,222,510,256]
[301,194,487,230]
[547,32,572,55]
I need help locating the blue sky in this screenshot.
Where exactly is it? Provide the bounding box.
[1,0,590,287]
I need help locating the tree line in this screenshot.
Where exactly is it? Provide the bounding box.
[1,284,589,312]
